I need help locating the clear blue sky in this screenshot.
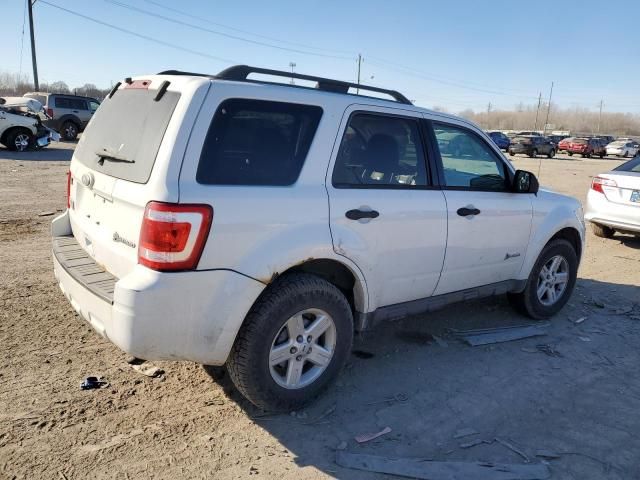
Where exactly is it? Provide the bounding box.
[2,0,639,113]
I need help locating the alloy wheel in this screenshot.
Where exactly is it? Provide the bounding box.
[536,255,569,306]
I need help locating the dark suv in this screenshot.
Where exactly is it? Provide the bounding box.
[508,135,556,158]
[23,93,100,141]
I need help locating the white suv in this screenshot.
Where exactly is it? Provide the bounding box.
[52,66,585,410]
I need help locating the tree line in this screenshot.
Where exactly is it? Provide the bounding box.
[0,71,111,102]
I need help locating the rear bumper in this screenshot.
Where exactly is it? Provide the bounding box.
[52,211,265,365]
[584,190,640,233]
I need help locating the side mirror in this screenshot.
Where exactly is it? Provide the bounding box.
[513,169,539,194]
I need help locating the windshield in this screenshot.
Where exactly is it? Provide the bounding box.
[74,88,180,183]
[513,136,533,144]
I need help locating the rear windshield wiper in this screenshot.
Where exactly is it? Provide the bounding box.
[95,148,135,164]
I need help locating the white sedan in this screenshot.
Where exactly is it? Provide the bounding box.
[606,140,639,158]
[585,156,640,238]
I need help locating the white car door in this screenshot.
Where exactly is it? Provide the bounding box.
[327,106,447,311]
[428,120,533,295]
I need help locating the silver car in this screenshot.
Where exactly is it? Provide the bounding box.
[585,157,640,238]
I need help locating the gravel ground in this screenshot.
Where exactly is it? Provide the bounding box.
[0,142,639,479]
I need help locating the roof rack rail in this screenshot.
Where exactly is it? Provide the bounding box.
[158,65,412,105]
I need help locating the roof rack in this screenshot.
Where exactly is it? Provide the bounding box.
[158,65,412,105]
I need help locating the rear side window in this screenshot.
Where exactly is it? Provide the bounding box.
[55,97,88,110]
[332,113,428,188]
[197,99,323,186]
[74,89,181,183]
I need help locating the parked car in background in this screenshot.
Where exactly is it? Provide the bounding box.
[585,156,640,238]
[566,137,605,158]
[23,92,100,141]
[547,135,568,149]
[0,97,60,151]
[51,65,584,411]
[509,135,556,158]
[487,131,510,151]
[606,140,639,158]
[557,137,574,154]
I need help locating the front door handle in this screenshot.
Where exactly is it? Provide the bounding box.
[346,209,380,220]
[457,207,481,217]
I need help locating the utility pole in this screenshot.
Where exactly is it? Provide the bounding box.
[356,54,362,94]
[486,102,492,129]
[288,62,296,85]
[597,99,603,134]
[533,92,542,131]
[543,81,554,136]
[28,0,39,90]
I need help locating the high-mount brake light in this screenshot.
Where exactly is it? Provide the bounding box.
[138,202,213,271]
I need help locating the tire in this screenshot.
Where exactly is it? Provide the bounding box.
[509,151,515,157]
[592,223,615,239]
[5,128,34,152]
[547,149,555,158]
[529,149,538,158]
[623,151,629,158]
[599,152,605,158]
[508,239,578,319]
[60,121,79,141]
[568,151,573,156]
[227,273,354,411]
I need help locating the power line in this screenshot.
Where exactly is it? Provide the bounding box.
[142,0,354,56]
[103,0,354,61]
[39,1,237,65]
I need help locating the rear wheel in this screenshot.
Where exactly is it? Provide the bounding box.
[60,121,79,141]
[529,149,538,158]
[227,273,354,411]
[599,152,605,158]
[592,223,615,239]
[508,239,577,319]
[623,151,629,158]
[568,151,573,156]
[547,149,555,158]
[509,151,515,157]
[5,128,34,152]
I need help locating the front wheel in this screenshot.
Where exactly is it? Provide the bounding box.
[509,151,515,157]
[227,273,354,411]
[5,129,34,152]
[60,121,79,141]
[529,149,538,158]
[508,239,578,319]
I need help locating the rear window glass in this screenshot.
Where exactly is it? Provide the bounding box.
[74,89,180,183]
[513,136,532,143]
[614,157,640,173]
[573,139,587,144]
[197,99,322,186]
[55,97,87,110]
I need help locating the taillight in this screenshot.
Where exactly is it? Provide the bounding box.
[591,176,617,194]
[46,108,54,118]
[138,202,213,271]
[66,171,72,209]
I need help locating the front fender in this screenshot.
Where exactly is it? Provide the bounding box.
[517,192,585,280]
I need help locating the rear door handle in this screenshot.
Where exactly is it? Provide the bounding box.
[457,207,481,217]
[346,209,379,220]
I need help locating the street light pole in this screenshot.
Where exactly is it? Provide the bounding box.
[543,81,554,136]
[28,0,39,90]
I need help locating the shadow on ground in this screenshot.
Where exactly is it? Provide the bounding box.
[0,142,74,161]
[205,278,640,479]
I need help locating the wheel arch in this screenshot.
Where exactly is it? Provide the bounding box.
[0,125,35,145]
[549,227,582,261]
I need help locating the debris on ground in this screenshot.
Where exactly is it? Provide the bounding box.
[302,404,335,424]
[126,356,145,365]
[37,211,55,217]
[352,350,375,359]
[578,336,592,342]
[494,437,530,463]
[80,376,108,390]
[366,393,408,406]
[573,316,588,324]
[453,427,478,439]
[336,441,348,451]
[535,344,563,358]
[130,364,164,378]
[460,439,487,449]
[335,452,550,479]
[450,323,550,346]
[354,426,392,443]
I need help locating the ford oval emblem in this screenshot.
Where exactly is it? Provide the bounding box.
[81,172,94,189]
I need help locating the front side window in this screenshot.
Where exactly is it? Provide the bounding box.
[434,123,508,191]
[332,113,428,188]
[89,101,100,112]
[197,99,322,186]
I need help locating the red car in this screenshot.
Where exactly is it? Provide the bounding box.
[566,138,606,158]
[557,137,574,153]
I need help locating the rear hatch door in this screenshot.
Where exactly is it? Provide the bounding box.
[68,78,202,279]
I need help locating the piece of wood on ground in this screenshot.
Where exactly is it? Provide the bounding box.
[451,323,550,347]
[131,364,164,378]
[335,452,550,480]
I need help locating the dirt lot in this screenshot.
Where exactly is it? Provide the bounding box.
[1,142,639,479]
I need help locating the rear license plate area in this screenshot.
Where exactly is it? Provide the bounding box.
[631,190,640,203]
